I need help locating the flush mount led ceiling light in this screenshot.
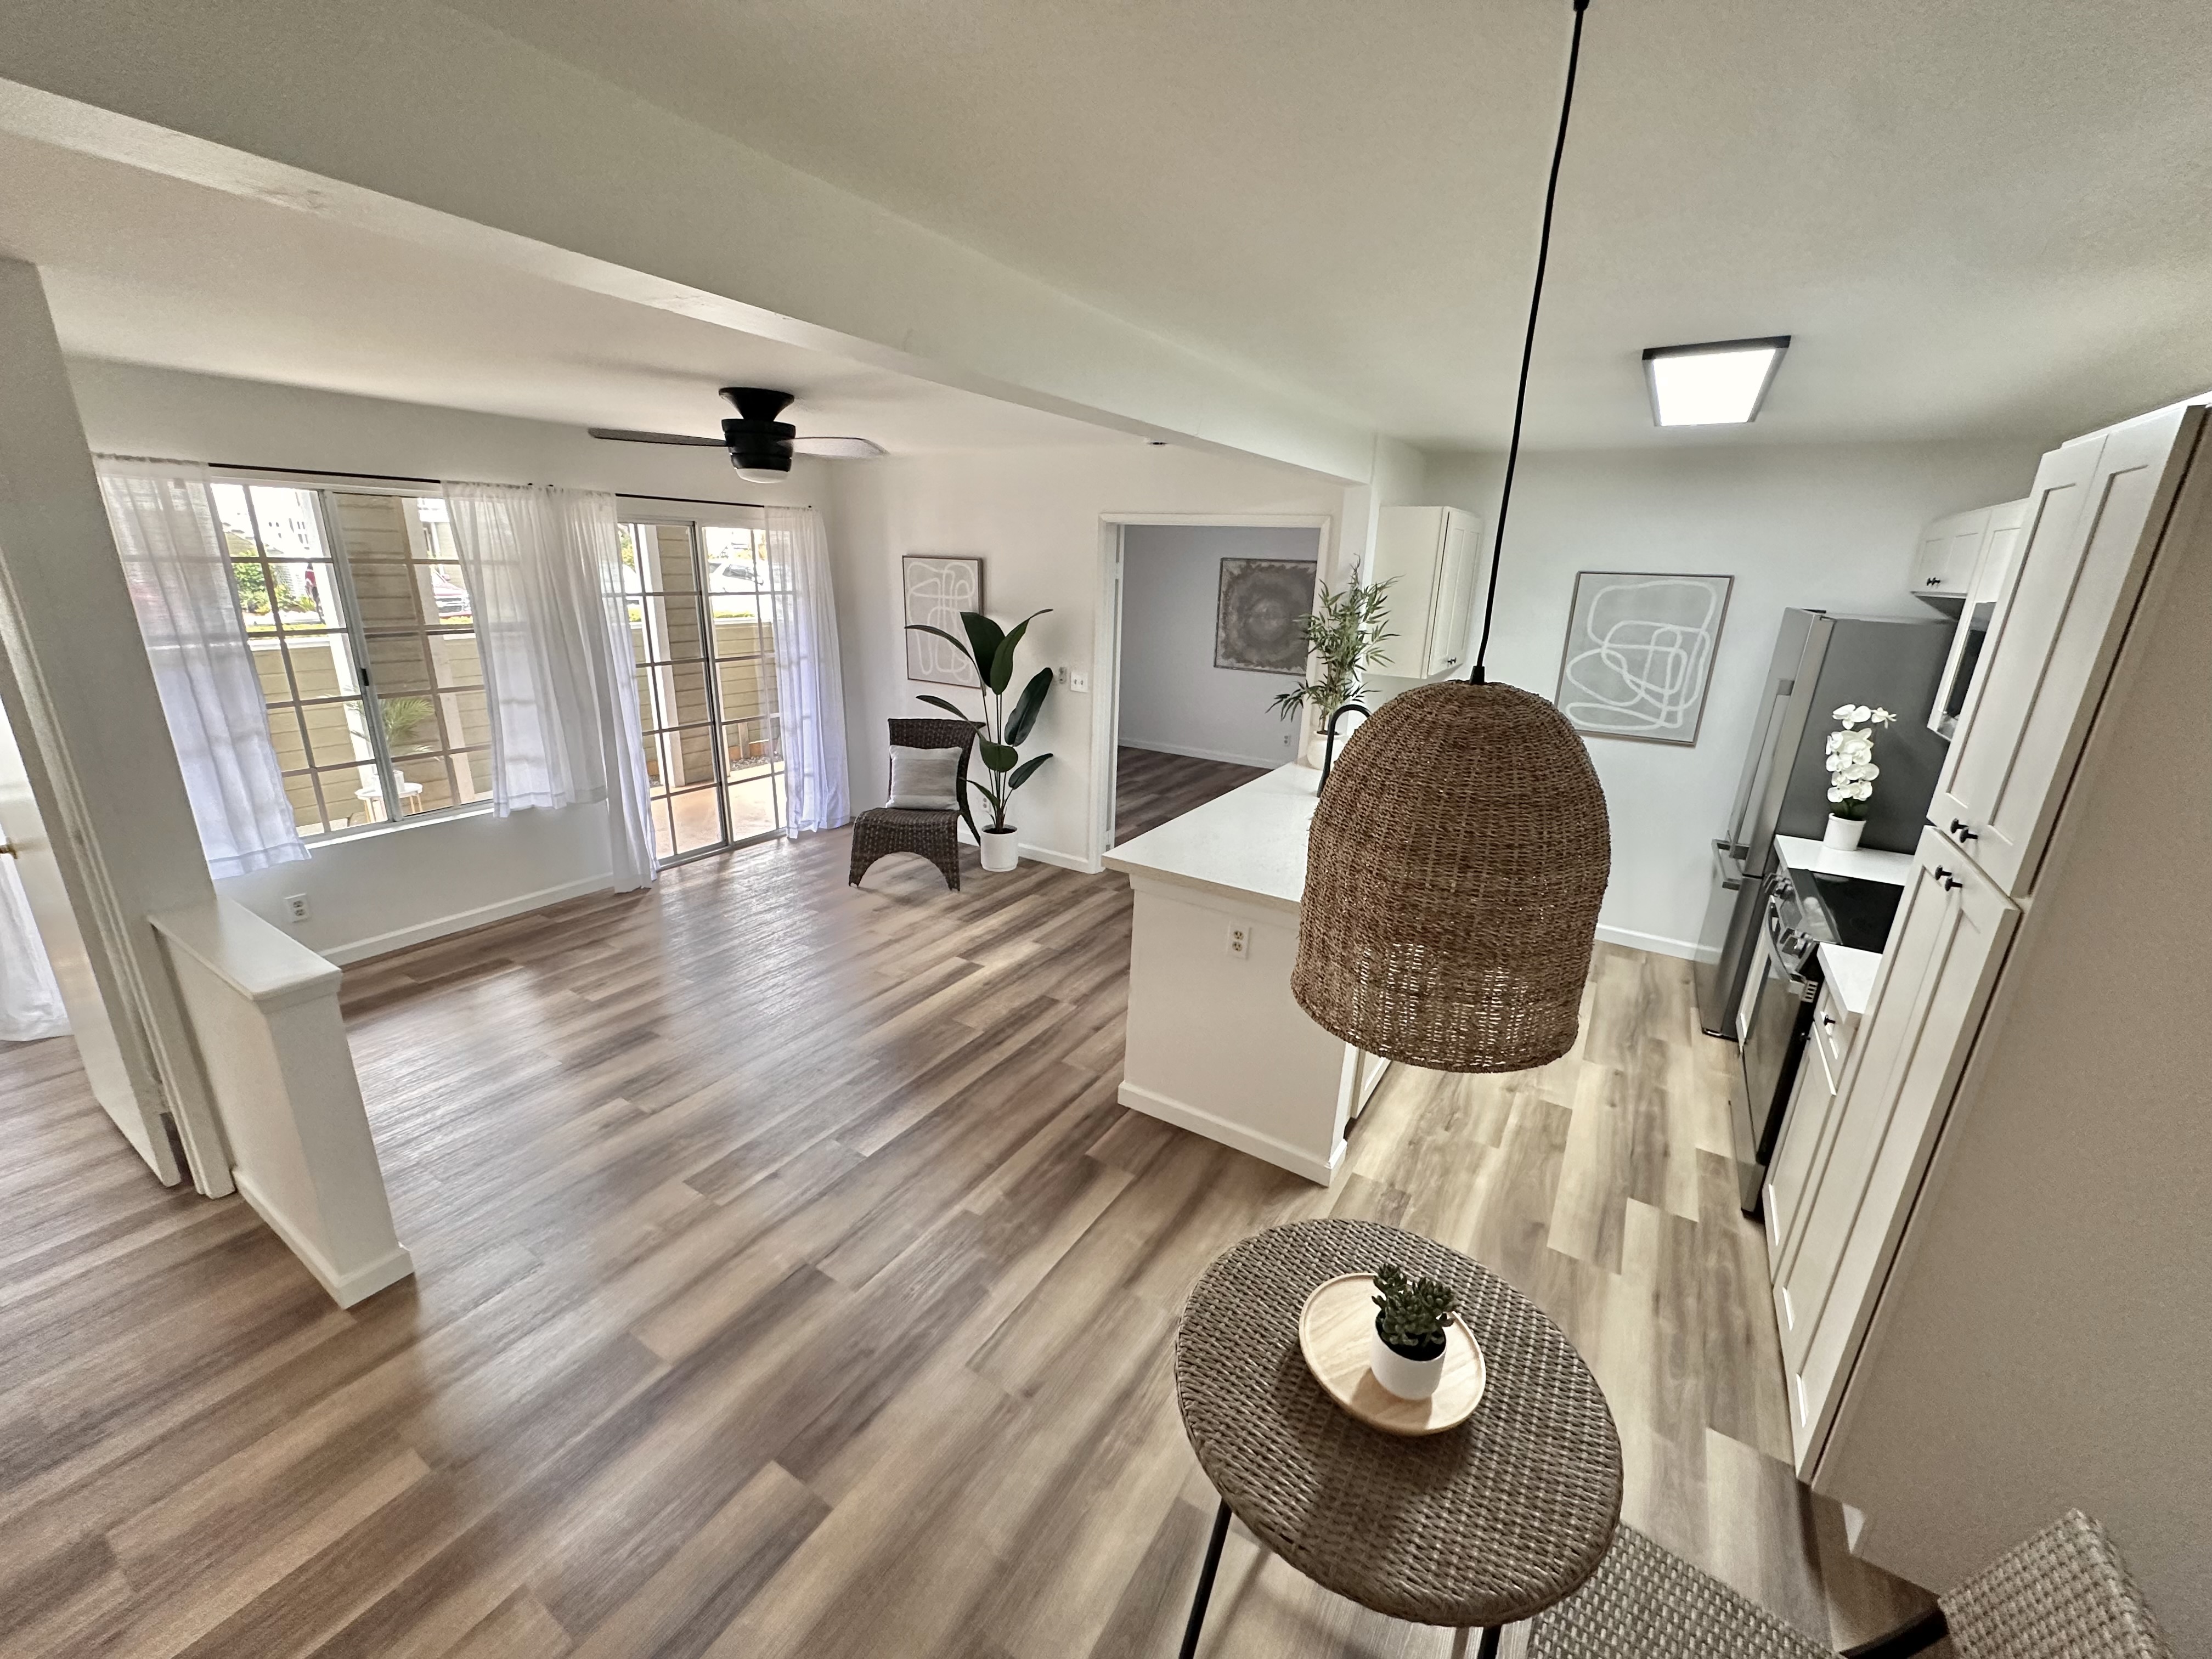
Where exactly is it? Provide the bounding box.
[1643,336,1791,426]
[1293,0,1611,1075]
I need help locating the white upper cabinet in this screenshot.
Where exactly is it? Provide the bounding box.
[1927,497,2028,741]
[1372,506,1487,678]
[1771,827,2020,1471]
[1933,407,2204,895]
[1908,506,1992,597]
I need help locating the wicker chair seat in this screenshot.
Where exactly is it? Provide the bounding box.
[1526,1523,1830,1659]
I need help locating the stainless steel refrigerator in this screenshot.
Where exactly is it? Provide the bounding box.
[1693,610,1954,1037]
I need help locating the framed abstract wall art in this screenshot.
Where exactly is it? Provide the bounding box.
[902,555,985,686]
[1554,571,1733,744]
[1214,557,1317,674]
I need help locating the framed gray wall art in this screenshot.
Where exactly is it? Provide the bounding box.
[902,555,985,686]
[1214,557,1316,674]
[1554,571,1734,744]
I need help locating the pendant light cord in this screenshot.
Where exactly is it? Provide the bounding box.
[1472,0,1589,684]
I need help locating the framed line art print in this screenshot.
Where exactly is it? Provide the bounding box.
[902,555,985,686]
[1554,571,1733,744]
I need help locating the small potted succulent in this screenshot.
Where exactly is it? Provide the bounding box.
[1824,702,1897,850]
[1369,1263,1458,1401]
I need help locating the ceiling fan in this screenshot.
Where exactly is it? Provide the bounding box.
[588,387,885,482]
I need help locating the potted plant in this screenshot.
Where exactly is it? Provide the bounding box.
[1269,578,1395,766]
[905,608,1054,873]
[1368,1262,1458,1401]
[1824,703,1896,849]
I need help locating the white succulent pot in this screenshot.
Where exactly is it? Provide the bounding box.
[979,828,1020,872]
[1368,1322,1447,1401]
[1823,814,1866,851]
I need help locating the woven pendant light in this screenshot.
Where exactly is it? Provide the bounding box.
[1293,0,1610,1074]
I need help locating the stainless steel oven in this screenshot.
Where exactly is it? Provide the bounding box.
[1731,875,1824,1215]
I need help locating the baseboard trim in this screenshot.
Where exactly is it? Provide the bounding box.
[1118,738,1294,769]
[318,874,618,965]
[1017,844,1094,874]
[1116,1079,1342,1187]
[1596,923,1716,963]
[233,1167,416,1308]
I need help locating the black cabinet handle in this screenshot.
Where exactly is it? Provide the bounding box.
[1949,818,1979,842]
[1933,866,1964,892]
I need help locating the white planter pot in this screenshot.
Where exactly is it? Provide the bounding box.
[1368,1323,1447,1401]
[1300,725,1327,769]
[979,828,1020,872]
[1823,814,1866,851]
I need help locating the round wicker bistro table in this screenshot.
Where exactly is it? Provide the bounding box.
[1171,1219,1622,1658]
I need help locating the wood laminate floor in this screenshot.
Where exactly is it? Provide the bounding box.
[0,831,1930,1658]
[1113,747,1271,843]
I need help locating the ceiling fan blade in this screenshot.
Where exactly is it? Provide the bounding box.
[587,427,727,447]
[789,436,886,458]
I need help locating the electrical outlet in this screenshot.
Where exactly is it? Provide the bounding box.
[1226,922,1250,959]
[283,894,310,923]
[1054,665,1069,688]
[1282,732,1294,749]
[1068,669,1090,693]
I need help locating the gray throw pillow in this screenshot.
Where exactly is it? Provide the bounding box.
[887,744,961,810]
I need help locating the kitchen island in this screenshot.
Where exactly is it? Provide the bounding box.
[1103,763,1387,1184]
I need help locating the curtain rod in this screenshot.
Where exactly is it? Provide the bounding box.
[207,462,791,512]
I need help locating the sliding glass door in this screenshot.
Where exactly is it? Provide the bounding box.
[618,515,787,864]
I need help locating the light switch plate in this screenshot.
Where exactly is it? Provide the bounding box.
[1068,669,1090,693]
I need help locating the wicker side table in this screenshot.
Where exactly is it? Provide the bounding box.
[1172,1218,1622,1656]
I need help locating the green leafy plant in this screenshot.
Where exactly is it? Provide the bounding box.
[1372,1263,1458,1361]
[904,608,1054,834]
[378,695,433,755]
[1269,578,1396,726]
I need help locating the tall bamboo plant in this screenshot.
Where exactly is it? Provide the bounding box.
[904,608,1054,834]
[1269,578,1396,727]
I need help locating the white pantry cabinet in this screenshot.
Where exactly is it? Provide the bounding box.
[1933,406,2205,894]
[1772,827,2019,1468]
[1371,506,1486,678]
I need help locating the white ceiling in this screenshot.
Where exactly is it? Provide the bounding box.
[0,129,1124,454]
[441,0,2212,451]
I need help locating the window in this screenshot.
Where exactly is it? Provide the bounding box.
[616,514,787,862]
[213,482,492,837]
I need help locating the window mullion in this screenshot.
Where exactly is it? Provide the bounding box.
[315,489,404,822]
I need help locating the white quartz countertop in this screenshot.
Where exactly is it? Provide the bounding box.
[1774,833,1915,885]
[1818,943,1883,1019]
[1102,762,1318,913]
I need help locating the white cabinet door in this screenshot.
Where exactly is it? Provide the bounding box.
[1773,828,2019,1472]
[1909,507,1989,598]
[1765,1025,1836,1277]
[1372,506,1486,679]
[1933,408,2203,895]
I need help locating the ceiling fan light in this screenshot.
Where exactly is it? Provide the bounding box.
[733,465,788,484]
[1294,681,1611,1073]
[1643,337,1791,426]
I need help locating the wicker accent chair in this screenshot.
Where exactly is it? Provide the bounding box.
[1526,1511,2168,1659]
[848,717,980,892]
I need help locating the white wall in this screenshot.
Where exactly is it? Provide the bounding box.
[1118,524,1317,768]
[1423,438,2040,955]
[827,446,1345,868]
[65,358,825,962]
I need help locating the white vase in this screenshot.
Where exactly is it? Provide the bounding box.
[1824,814,1866,850]
[1368,1323,1447,1401]
[979,828,1020,872]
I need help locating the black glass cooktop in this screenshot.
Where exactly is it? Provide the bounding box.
[1785,864,1905,954]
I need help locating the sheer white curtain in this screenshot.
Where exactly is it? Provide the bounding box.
[98,458,308,879]
[0,850,69,1042]
[761,505,850,837]
[443,482,656,890]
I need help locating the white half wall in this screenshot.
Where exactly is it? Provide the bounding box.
[65,359,824,961]
[1118,524,1317,769]
[1423,438,2042,956]
[828,446,1345,870]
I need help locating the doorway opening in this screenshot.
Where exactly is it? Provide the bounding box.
[617,516,787,865]
[1101,520,1327,851]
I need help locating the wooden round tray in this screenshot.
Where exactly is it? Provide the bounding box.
[1297,1272,1486,1437]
